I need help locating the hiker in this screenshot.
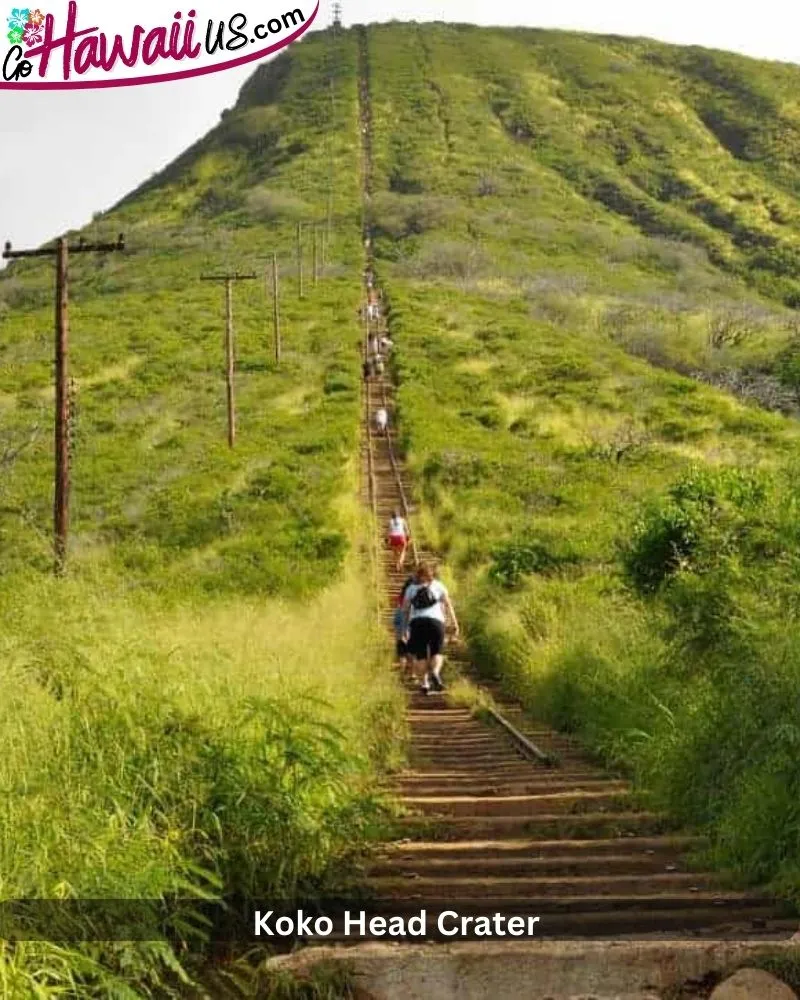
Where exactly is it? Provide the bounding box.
[393,572,417,676]
[368,333,380,356]
[379,334,394,355]
[362,359,371,382]
[373,356,385,377]
[403,562,460,695]
[387,509,410,571]
[374,407,388,435]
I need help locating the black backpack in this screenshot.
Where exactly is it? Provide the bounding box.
[411,585,439,611]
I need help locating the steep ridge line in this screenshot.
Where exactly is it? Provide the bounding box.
[355,25,794,942]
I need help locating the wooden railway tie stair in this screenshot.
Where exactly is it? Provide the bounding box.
[359,291,795,943]
[355,23,793,945]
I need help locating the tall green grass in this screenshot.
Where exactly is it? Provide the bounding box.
[0,550,404,996]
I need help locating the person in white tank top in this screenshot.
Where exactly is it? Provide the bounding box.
[402,562,460,694]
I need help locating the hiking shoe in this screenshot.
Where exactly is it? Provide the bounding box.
[419,684,431,696]
[430,675,445,693]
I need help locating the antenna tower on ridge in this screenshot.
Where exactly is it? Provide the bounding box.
[332,1,342,31]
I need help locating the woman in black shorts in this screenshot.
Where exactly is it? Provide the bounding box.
[402,562,460,694]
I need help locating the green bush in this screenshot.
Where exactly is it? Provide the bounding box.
[624,467,770,593]
[369,192,459,239]
[246,187,310,222]
[489,537,580,589]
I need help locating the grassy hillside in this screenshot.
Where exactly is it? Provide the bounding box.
[1,35,364,593]
[4,18,800,994]
[363,23,800,902]
[0,28,406,997]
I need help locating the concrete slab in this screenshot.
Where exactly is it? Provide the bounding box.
[266,940,800,1000]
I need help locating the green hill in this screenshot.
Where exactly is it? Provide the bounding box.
[362,22,800,916]
[0,28,403,997]
[2,20,800,994]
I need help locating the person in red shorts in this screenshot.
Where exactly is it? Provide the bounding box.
[387,510,410,570]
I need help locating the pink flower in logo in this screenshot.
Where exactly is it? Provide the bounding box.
[27,7,44,25]
[23,19,42,44]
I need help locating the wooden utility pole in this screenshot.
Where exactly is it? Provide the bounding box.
[54,239,69,571]
[328,77,336,241]
[224,280,235,448]
[296,222,304,299]
[3,234,125,575]
[271,253,281,365]
[200,272,258,448]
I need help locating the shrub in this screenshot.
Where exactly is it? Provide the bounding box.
[369,192,458,239]
[402,241,489,282]
[623,467,770,594]
[586,420,651,463]
[218,107,281,154]
[624,499,703,593]
[246,187,309,222]
[707,303,773,350]
[489,537,580,589]
[196,182,244,217]
[693,368,798,413]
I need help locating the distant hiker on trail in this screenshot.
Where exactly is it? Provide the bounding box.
[368,301,380,322]
[373,357,385,376]
[368,333,380,356]
[393,572,417,676]
[374,407,388,435]
[362,359,371,381]
[403,562,460,695]
[379,334,394,355]
[387,510,411,571]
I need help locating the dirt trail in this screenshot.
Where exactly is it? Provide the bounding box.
[355,26,793,942]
